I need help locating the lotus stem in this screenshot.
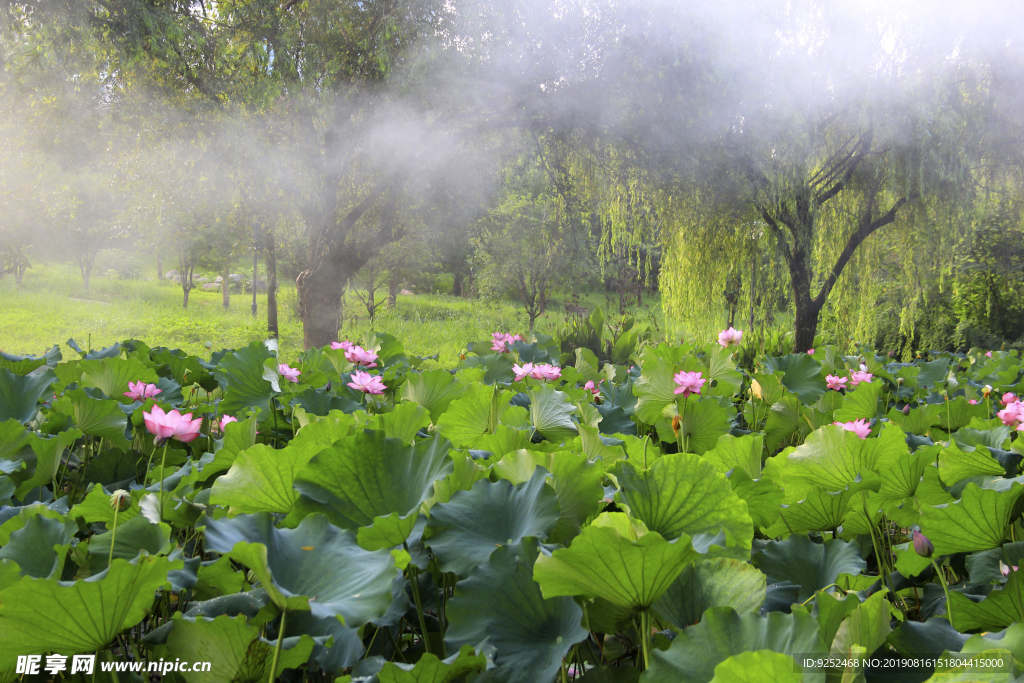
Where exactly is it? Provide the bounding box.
[931,558,955,628]
[108,506,119,568]
[158,442,169,522]
[267,610,287,683]
[408,564,434,656]
[640,610,653,670]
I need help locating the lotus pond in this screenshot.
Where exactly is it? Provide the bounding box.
[2,326,1024,682]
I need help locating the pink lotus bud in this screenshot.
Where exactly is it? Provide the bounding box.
[912,530,933,558]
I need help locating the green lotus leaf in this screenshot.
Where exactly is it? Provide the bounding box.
[426,467,560,576]
[445,538,588,683]
[375,645,487,683]
[0,346,59,375]
[577,667,641,683]
[357,401,432,445]
[214,341,278,417]
[55,388,131,450]
[0,419,32,471]
[528,383,579,442]
[916,358,951,389]
[886,617,969,659]
[888,403,941,435]
[935,397,990,432]
[938,442,1005,486]
[492,448,604,543]
[707,651,804,683]
[615,453,753,556]
[632,357,679,425]
[573,347,602,383]
[877,450,930,503]
[697,345,744,398]
[953,425,1011,450]
[289,432,453,547]
[209,443,316,515]
[200,512,398,624]
[533,513,697,610]
[0,513,75,578]
[289,386,362,417]
[780,423,907,501]
[774,476,880,535]
[472,424,535,458]
[164,613,315,683]
[79,356,160,401]
[947,568,1024,632]
[765,393,802,452]
[704,434,763,479]
[13,429,82,499]
[956,623,1024,677]
[400,370,466,423]
[673,399,731,455]
[654,558,767,630]
[761,353,826,404]
[830,590,891,657]
[199,412,261,481]
[727,470,783,530]
[833,380,883,422]
[0,555,179,665]
[436,382,513,448]
[641,606,825,683]
[918,481,1024,555]
[0,367,56,424]
[811,591,861,651]
[70,484,143,526]
[752,536,866,603]
[460,352,516,383]
[87,514,173,572]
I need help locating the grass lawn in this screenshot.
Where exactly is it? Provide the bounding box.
[0,258,669,367]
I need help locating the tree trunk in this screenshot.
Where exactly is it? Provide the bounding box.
[266,228,279,340]
[222,265,230,309]
[452,270,463,297]
[182,286,191,309]
[297,265,346,348]
[388,276,399,309]
[157,252,163,280]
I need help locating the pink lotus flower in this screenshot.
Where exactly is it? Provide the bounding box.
[219,415,238,431]
[144,405,203,444]
[345,346,379,368]
[124,381,161,401]
[849,370,874,387]
[986,351,993,358]
[584,380,601,397]
[717,327,743,348]
[490,332,522,353]
[834,419,871,439]
[673,371,706,397]
[531,363,562,381]
[513,363,535,381]
[1003,393,1018,407]
[998,403,1024,427]
[279,363,301,383]
[1000,561,1018,577]
[347,370,386,395]
[807,348,815,355]
[969,399,979,405]
[826,375,848,391]
[331,340,354,351]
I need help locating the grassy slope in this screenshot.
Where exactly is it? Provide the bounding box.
[0,260,668,366]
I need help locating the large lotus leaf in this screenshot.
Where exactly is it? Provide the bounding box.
[697,345,744,398]
[356,402,432,446]
[774,476,879,534]
[728,470,784,530]
[632,357,679,425]
[425,467,560,577]
[956,623,1024,678]
[0,367,56,424]
[830,590,891,657]
[164,613,315,683]
[289,386,362,417]
[529,383,579,442]
[938,442,1005,486]
[0,346,59,375]
[704,434,763,479]
[761,353,826,404]
[935,397,990,432]
[290,432,453,548]
[887,617,969,661]
[674,399,731,455]
[780,423,907,501]
[460,352,516,383]
[79,357,160,401]
[811,591,861,651]
[13,429,82,499]
[0,555,179,665]
[833,380,883,422]
[69,484,143,526]
[946,568,1024,632]
[87,514,173,572]
[533,513,698,610]
[436,382,513,448]
[752,536,866,603]
[400,370,466,423]
[707,651,804,683]
[445,539,588,683]
[199,412,262,481]
[215,341,278,417]
[614,453,753,556]
[491,448,604,543]
[209,443,316,515]
[654,558,767,630]
[917,358,951,389]
[0,420,32,471]
[0,513,75,578]
[200,512,397,624]
[641,606,826,683]
[376,645,488,683]
[765,393,802,452]
[919,481,1024,555]
[877,450,930,503]
[56,388,131,450]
